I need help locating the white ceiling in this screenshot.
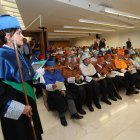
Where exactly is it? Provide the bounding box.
[2,0,140,40]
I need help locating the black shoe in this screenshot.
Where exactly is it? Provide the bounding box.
[101,98,112,105]
[60,117,67,127]
[126,90,133,95]
[95,103,102,109]
[71,113,83,119]
[114,94,122,100]
[108,95,117,101]
[133,90,139,94]
[88,106,94,112]
[135,85,140,90]
[78,109,86,115]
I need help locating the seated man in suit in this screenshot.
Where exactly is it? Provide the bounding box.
[95,56,121,101]
[61,51,86,115]
[104,53,122,99]
[79,54,103,110]
[42,59,83,127]
[114,49,139,95]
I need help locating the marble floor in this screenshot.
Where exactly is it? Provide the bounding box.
[1,90,140,140]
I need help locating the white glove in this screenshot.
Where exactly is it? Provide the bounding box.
[85,76,92,82]
[67,77,75,83]
[121,69,127,73]
[35,68,45,83]
[80,75,84,80]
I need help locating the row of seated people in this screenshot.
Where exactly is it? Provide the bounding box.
[35,48,140,127]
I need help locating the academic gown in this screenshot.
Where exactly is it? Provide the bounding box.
[0,46,43,140]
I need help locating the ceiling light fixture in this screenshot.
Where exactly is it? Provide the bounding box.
[104,8,140,20]
[1,0,17,8]
[48,36,81,39]
[49,33,88,36]
[64,25,115,31]
[49,36,88,38]
[54,30,102,34]
[79,19,134,28]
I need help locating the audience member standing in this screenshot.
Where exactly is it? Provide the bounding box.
[23,38,30,60]
[99,38,106,50]
[126,38,132,50]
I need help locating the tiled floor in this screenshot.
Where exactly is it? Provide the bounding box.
[1,90,140,140]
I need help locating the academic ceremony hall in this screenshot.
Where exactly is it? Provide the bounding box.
[0,0,140,140]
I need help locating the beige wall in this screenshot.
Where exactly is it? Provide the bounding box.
[72,29,140,48]
[103,29,140,48]
[49,41,70,49]
[71,35,96,47]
